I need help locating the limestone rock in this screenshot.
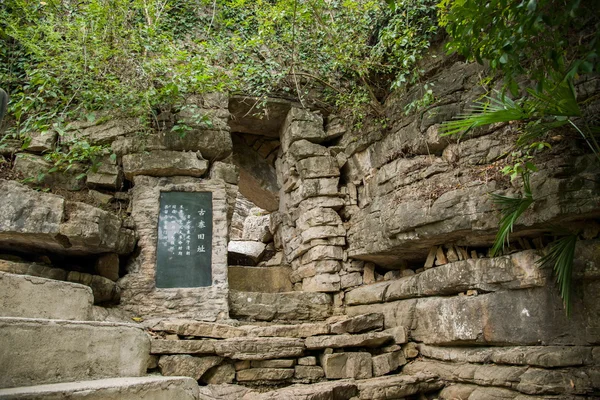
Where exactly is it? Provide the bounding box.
[150,339,217,354]
[201,363,236,384]
[228,241,266,265]
[229,291,332,321]
[372,351,406,376]
[330,313,384,334]
[13,154,85,191]
[213,337,305,360]
[356,373,443,400]
[236,368,294,382]
[162,127,232,161]
[228,266,293,293]
[302,273,341,293]
[25,130,57,153]
[294,365,325,381]
[146,319,247,339]
[244,323,329,338]
[251,359,296,368]
[341,272,363,289]
[87,156,123,190]
[245,380,358,400]
[287,140,328,160]
[242,214,272,242]
[298,356,317,366]
[321,352,373,379]
[306,331,393,350]
[159,355,222,380]
[67,118,144,145]
[296,156,340,179]
[210,161,239,184]
[122,150,209,180]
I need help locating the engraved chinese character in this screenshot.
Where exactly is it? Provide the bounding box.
[178,251,183,256]
[197,220,206,229]
[186,251,191,256]
[197,234,205,240]
[198,209,206,216]
[197,245,206,253]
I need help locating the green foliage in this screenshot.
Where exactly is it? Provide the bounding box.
[438,0,600,94]
[537,233,578,315]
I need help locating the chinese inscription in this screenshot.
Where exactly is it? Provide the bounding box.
[156,192,212,288]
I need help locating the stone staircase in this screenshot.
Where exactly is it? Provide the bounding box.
[0,271,198,399]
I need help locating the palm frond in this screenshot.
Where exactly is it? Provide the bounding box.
[537,234,577,315]
[440,94,528,137]
[490,175,534,257]
[525,75,581,118]
[516,119,570,147]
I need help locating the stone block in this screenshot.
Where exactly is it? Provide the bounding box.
[13,154,85,191]
[150,339,217,354]
[229,290,332,322]
[341,272,363,289]
[244,323,329,338]
[300,178,340,198]
[0,317,150,388]
[209,161,239,184]
[296,208,342,230]
[300,245,344,264]
[158,355,222,380]
[321,352,373,379]
[356,374,443,400]
[161,127,232,161]
[228,240,266,265]
[0,376,199,400]
[236,368,294,382]
[201,363,235,384]
[294,365,325,380]
[296,156,340,179]
[302,273,341,292]
[122,150,208,180]
[298,356,317,366]
[228,266,292,293]
[330,313,384,334]
[0,272,93,320]
[213,337,305,360]
[146,319,247,339]
[251,359,296,368]
[305,331,393,349]
[242,214,272,242]
[372,351,406,376]
[25,130,57,153]
[288,140,328,160]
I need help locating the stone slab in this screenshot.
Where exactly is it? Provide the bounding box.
[0,376,198,400]
[244,322,329,338]
[229,291,332,321]
[146,319,247,339]
[321,352,373,379]
[150,339,217,354]
[122,150,209,180]
[228,266,292,293]
[356,373,443,399]
[305,331,393,349]
[0,317,150,388]
[213,337,305,360]
[236,368,294,382]
[0,272,93,320]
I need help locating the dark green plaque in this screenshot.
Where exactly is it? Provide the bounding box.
[156,192,213,288]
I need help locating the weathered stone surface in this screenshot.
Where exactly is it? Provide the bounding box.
[251,359,296,368]
[159,355,222,380]
[321,352,373,379]
[296,208,342,230]
[0,317,150,388]
[346,251,547,306]
[418,344,596,368]
[437,384,583,400]
[0,180,135,256]
[281,108,326,151]
[25,130,57,153]
[404,360,600,396]
[302,273,341,292]
[229,291,332,321]
[0,271,93,320]
[213,337,305,360]
[201,363,236,384]
[412,284,600,346]
[296,156,340,179]
[87,157,123,190]
[356,373,444,399]
[0,376,199,400]
[244,322,329,338]
[237,368,294,382]
[228,266,292,293]
[294,365,325,381]
[298,356,317,366]
[242,214,272,242]
[288,140,329,160]
[122,150,208,180]
[228,241,266,265]
[228,96,297,138]
[95,253,120,282]
[244,380,358,400]
[341,272,363,289]
[146,319,247,339]
[291,261,342,282]
[306,331,393,349]
[330,313,384,334]
[210,161,239,184]
[347,299,417,330]
[161,129,232,161]
[372,351,406,377]
[150,339,217,354]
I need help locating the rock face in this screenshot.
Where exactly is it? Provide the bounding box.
[0,180,135,256]
[122,150,209,180]
[228,290,333,321]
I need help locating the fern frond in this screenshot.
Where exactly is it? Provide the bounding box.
[537,234,577,315]
[440,94,528,137]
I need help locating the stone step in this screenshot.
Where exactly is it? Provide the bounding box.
[0,271,93,320]
[0,317,150,389]
[0,376,198,399]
